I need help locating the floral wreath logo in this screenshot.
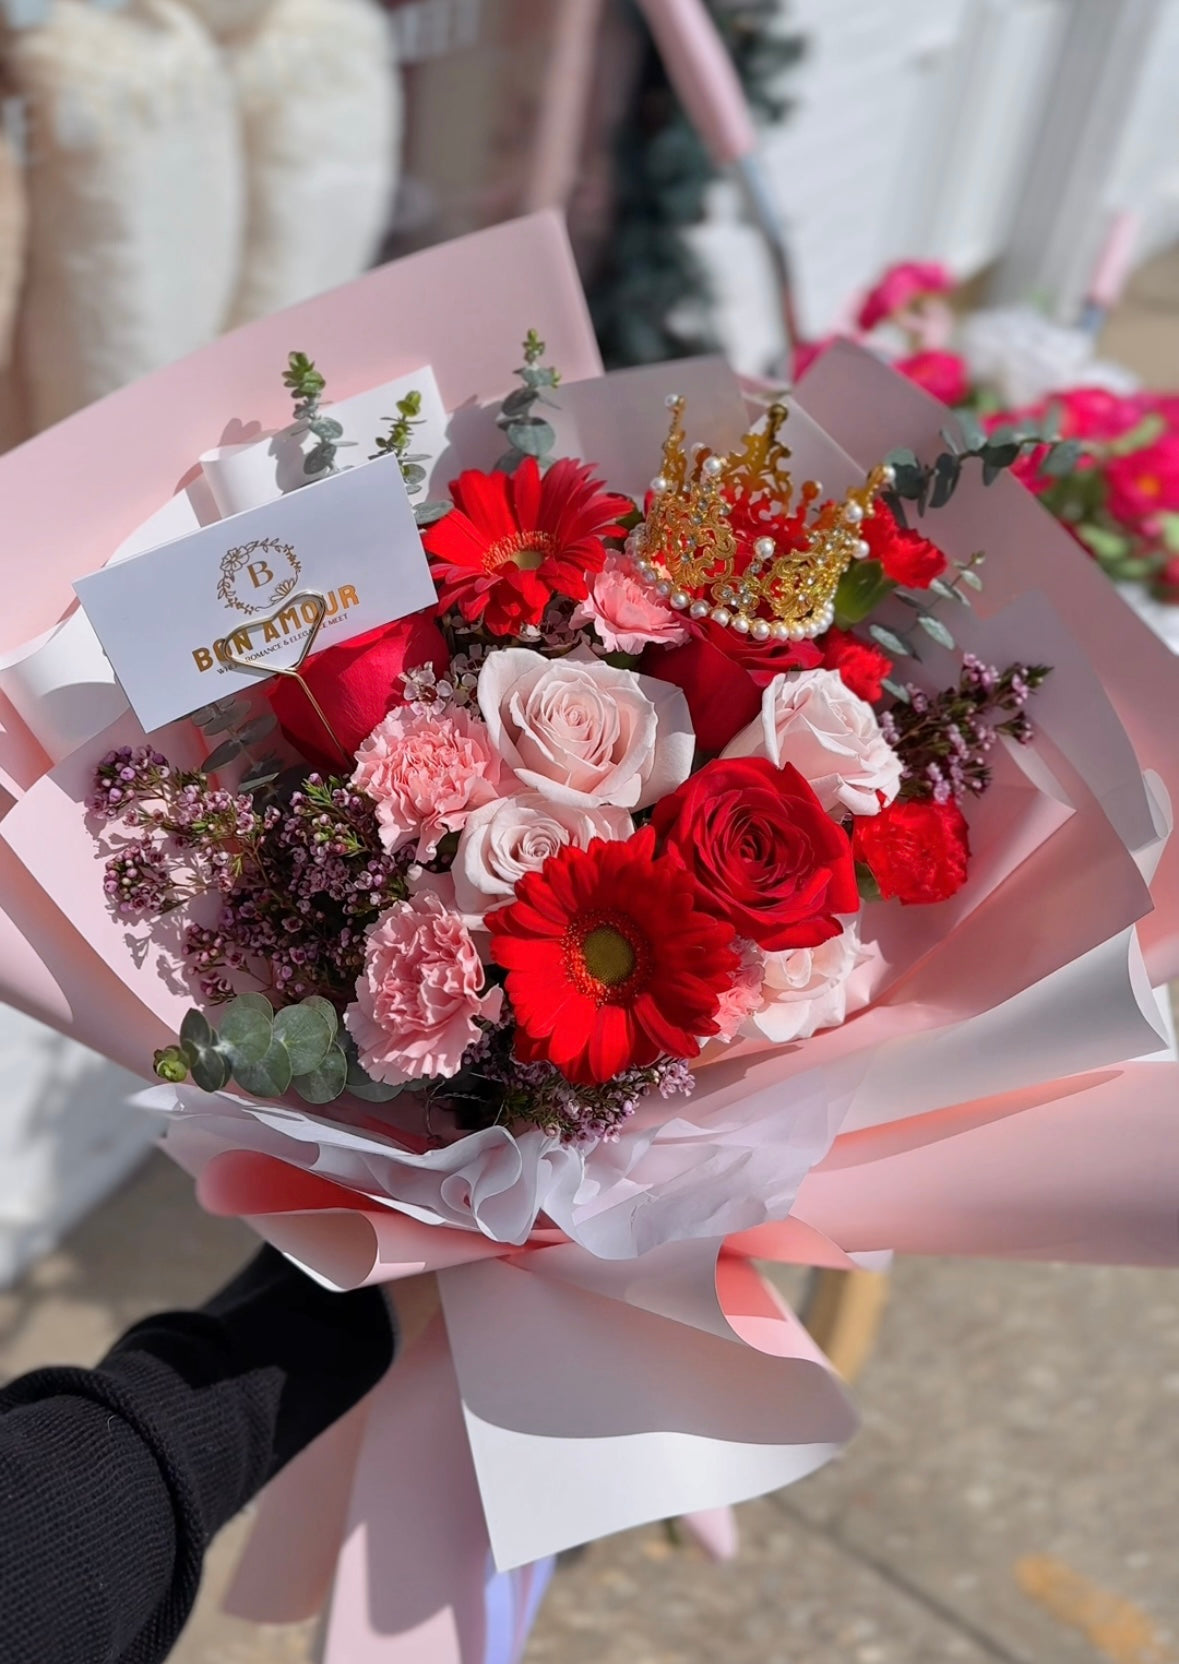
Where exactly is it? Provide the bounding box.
[217,538,301,616]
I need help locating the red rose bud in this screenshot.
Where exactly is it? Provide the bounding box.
[1153,556,1179,605]
[852,798,970,906]
[642,619,821,754]
[652,756,859,950]
[268,611,450,770]
[861,501,948,590]
[820,627,892,705]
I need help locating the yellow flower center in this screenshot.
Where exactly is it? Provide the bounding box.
[485,530,557,574]
[1137,473,1162,498]
[580,925,636,986]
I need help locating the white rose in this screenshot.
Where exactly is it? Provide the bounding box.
[746,921,865,1045]
[453,793,633,922]
[723,668,901,817]
[477,647,695,810]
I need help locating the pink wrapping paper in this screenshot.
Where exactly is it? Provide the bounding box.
[1,219,1178,1663]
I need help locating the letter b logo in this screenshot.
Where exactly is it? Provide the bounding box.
[218,539,301,615]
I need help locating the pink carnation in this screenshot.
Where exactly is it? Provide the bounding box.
[857,261,954,332]
[572,552,690,655]
[352,705,505,859]
[710,940,765,1043]
[346,891,503,1084]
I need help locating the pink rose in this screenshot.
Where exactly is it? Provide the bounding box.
[723,669,901,818]
[477,647,694,810]
[453,793,632,922]
[345,891,502,1084]
[571,551,690,655]
[895,350,970,407]
[746,923,864,1044]
[857,261,954,332]
[353,705,505,859]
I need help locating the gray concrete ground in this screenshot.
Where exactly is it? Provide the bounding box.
[2,251,1178,1663]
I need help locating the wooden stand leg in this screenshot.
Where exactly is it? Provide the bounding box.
[803,1269,890,1384]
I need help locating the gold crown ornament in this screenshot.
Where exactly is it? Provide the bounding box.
[626,397,895,642]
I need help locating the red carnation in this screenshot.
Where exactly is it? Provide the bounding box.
[861,501,948,590]
[487,828,738,1086]
[652,757,859,951]
[268,611,449,769]
[423,457,631,637]
[820,627,892,705]
[642,621,821,754]
[852,798,971,906]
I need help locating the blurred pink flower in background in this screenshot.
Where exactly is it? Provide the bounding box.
[856,260,954,332]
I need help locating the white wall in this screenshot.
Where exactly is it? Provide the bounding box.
[686,0,1179,375]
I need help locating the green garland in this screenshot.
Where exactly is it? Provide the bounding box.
[589,1,804,368]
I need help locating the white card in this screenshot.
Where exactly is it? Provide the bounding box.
[74,453,436,734]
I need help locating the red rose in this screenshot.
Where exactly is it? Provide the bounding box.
[852,798,970,905]
[861,501,948,590]
[652,757,859,950]
[268,611,450,769]
[642,620,821,754]
[820,627,892,704]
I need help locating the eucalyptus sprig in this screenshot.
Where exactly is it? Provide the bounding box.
[834,410,1073,661]
[371,390,451,527]
[282,351,353,481]
[154,992,401,1106]
[495,329,561,473]
[190,696,282,793]
[884,407,1072,524]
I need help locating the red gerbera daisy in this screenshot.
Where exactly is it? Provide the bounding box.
[423,456,632,637]
[486,828,739,1086]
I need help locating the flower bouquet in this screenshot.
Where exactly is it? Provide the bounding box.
[799,260,1179,637]
[1,216,1179,1664]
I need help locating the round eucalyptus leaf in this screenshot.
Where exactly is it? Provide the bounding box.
[346,1072,404,1103]
[506,418,555,458]
[194,705,241,736]
[414,501,451,527]
[236,991,275,1017]
[234,713,278,746]
[203,737,243,772]
[273,1003,333,1075]
[180,1008,214,1049]
[189,1044,231,1093]
[342,1034,403,1101]
[917,613,955,650]
[240,769,281,794]
[301,995,339,1042]
[218,996,274,1065]
[232,1039,294,1099]
[294,1046,348,1105]
[868,624,911,659]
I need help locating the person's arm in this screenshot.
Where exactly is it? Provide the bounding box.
[0,1245,395,1664]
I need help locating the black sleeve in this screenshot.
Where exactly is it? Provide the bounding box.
[0,1245,395,1664]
